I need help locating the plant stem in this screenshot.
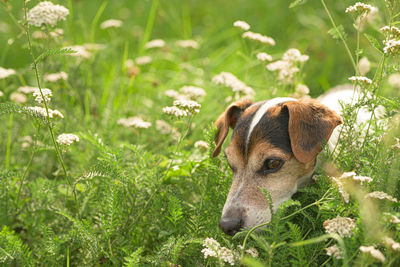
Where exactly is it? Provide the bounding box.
[5,113,13,169]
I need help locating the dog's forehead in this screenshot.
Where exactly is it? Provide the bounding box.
[231,98,296,159]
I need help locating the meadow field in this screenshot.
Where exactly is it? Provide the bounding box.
[0,0,400,266]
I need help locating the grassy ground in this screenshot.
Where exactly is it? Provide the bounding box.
[0,0,400,266]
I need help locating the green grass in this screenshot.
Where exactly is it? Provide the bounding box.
[0,0,400,266]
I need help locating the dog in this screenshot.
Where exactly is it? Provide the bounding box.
[211,87,358,236]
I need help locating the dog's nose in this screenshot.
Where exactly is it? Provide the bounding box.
[219,217,243,236]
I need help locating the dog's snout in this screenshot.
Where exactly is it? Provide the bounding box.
[219,217,243,236]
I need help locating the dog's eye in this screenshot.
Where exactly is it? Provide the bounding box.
[258,158,283,174]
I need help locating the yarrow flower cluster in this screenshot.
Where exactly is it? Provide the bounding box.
[345,2,376,14]
[100,19,123,29]
[233,20,250,31]
[44,71,68,82]
[173,99,201,113]
[179,86,206,100]
[18,86,37,94]
[383,39,400,55]
[27,1,69,27]
[326,245,343,259]
[348,76,372,86]
[292,83,310,98]
[176,40,199,49]
[155,120,172,134]
[10,92,27,103]
[117,117,151,129]
[27,106,64,119]
[162,106,188,118]
[213,72,255,99]
[0,67,16,79]
[323,217,356,238]
[266,48,309,83]
[256,52,272,62]
[381,26,400,39]
[242,31,275,45]
[383,237,400,251]
[359,246,385,262]
[365,191,398,202]
[56,133,79,146]
[135,56,152,65]
[145,39,165,49]
[201,238,258,266]
[33,88,52,104]
[194,140,209,151]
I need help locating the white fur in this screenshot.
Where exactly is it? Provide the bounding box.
[246,97,296,146]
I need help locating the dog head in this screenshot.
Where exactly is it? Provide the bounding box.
[213,98,342,235]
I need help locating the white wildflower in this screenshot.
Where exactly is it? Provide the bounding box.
[233,20,250,31]
[365,191,397,202]
[295,84,310,96]
[44,71,68,82]
[173,99,201,113]
[179,86,206,100]
[32,31,48,39]
[282,48,309,63]
[18,86,37,94]
[383,39,400,55]
[27,106,64,119]
[145,39,165,49]
[0,67,16,79]
[359,246,385,262]
[358,57,370,75]
[0,91,3,97]
[339,171,372,185]
[388,73,400,88]
[10,92,27,103]
[165,89,181,99]
[219,247,235,265]
[212,72,255,96]
[27,1,69,27]
[323,217,356,238]
[345,3,376,14]
[383,237,400,251]
[194,141,209,151]
[100,19,123,29]
[256,52,272,62]
[33,88,52,104]
[176,40,199,49]
[331,176,350,203]
[387,214,400,224]
[201,247,218,258]
[326,245,343,259]
[245,247,259,258]
[65,45,91,59]
[348,76,372,86]
[135,56,152,65]
[381,26,400,39]
[117,117,151,129]
[266,48,308,83]
[56,133,79,146]
[155,120,172,134]
[162,106,188,118]
[242,31,275,45]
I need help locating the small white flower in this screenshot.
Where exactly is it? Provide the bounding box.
[33,88,52,104]
[162,106,188,118]
[233,20,250,31]
[155,120,172,134]
[27,1,69,27]
[295,84,310,96]
[348,76,372,86]
[135,56,152,65]
[212,72,255,96]
[176,40,199,49]
[64,45,91,59]
[0,67,16,80]
[173,99,201,113]
[383,39,400,55]
[165,90,181,99]
[365,191,397,202]
[18,86,37,94]
[100,19,123,29]
[179,86,206,100]
[381,26,400,38]
[345,3,376,14]
[57,133,79,146]
[359,246,385,262]
[323,217,356,238]
[194,141,209,151]
[219,247,235,265]
[256,52,272,62]
[10,92,27,104]
[358,57,370,75]
[44,71,68,82]
[117,117,151,129]
[145,39,165,49]
[282,48,309,63]
[242,31,275,45]
[0,91,3,97]
[388,73,400,88]
[383,237,400,251]
[245,247,259,258]
[326,245,343,259]
[27,106,64,119]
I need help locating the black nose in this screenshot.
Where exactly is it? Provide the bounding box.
[219,217,243,236]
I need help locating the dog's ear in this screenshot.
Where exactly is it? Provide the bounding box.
[212,99,253,157]
[282,99,343,163]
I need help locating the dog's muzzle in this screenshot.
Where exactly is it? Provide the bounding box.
[219,217,243,236]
